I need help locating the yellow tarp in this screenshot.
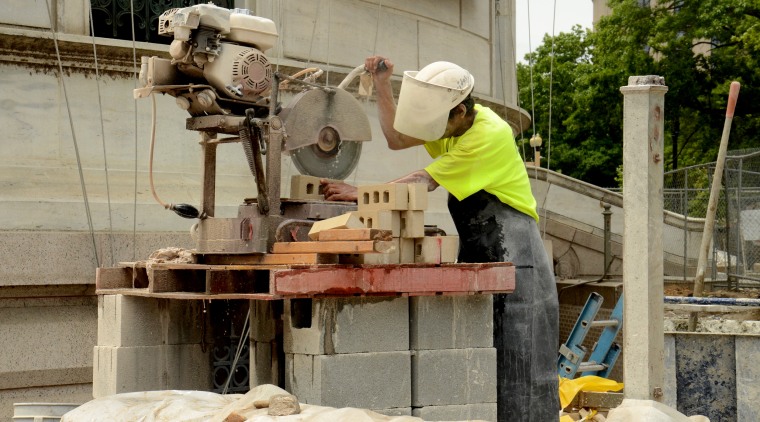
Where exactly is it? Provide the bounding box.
[559,375,624,422]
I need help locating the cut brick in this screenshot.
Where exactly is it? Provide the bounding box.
[400,210,425,238]
[407,183,428,210]
[358,184,409,211]
[399,237,415,264]
[307,213,364,240]
[414,236,460,264]
[340,238,401,265]
[351,210,401,237]
[290,175,340,200]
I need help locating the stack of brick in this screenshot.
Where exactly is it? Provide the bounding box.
[347,183,458,264]
[93,295,211,397]
[281,296,413,416]
[409,294,498,420]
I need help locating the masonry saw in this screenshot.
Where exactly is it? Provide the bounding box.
[134,4,371,255]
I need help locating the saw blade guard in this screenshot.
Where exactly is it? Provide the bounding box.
[280,88,371,179]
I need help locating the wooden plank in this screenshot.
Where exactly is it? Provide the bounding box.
[147,268,205,293]
[272,240,395,254]
[95,288,279,301]
[317,228,392,242]
[200,253,338,266]
[271,262,515,296]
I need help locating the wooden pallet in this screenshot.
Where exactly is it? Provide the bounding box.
[95,261,515,300]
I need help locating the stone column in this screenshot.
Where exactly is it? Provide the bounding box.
[620,75,668,401]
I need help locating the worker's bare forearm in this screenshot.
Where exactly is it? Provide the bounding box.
[391,170,439,192]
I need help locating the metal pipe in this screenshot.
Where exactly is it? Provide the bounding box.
[666,295,760,307]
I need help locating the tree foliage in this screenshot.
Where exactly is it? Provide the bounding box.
[517,0,760,187]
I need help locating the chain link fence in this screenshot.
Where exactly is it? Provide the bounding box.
[664,148,760,288]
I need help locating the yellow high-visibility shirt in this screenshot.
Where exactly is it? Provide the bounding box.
[424,104,539,221]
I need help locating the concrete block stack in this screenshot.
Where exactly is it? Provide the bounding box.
[409,294,498,421]
[283,296,413,416]
[93,295,211,397]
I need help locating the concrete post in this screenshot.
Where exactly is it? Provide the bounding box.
[620,76,668,401]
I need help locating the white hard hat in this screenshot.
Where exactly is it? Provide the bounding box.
[394,61,475,141]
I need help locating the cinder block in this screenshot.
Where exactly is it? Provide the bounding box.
[289,175,341,200]
[412,403,497,422]
[372,408,413,417]
[414,236,459,264]
[411,348,497,406]
[358,183,409,211]
[284,297,409,355]
[250,299,279,342]
[400,210,425,238]
[410,295,493,350]
[307,213,364,240]
[287,351,412,409]
[97,294,203,347]
[340,238,400,264]
[93,344,210,398]
[251,340,278,387]
[351,210,401,237]
[399,237,415,263]
[407,183,428,210]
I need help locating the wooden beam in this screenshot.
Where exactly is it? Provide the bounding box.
[272,240,395,254]
[200,253,338,265]
[317,228,392,242]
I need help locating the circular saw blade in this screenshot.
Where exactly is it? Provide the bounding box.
[280,88,371,179]
[290,140,362,180]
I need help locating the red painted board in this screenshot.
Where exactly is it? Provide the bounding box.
[271,262,515,296]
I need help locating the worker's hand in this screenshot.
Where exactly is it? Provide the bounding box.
[321,180,358,202]
[364,56,393,84]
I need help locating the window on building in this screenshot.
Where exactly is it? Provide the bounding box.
[90,0,235,44]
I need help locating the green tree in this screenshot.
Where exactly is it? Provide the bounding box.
[517,0,760,187]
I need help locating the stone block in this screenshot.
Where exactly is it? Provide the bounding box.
[410,295,492,350]
[414,236,459,264]
[358,184,409,211]
[407,183,428,211]
[307,213,363,240]
[351,210,401,237]
[290,175,340,200]
[736,336,760,422]
[461,0,491,39]
[400,210,425,238]
[399,237,415,264]
[284,297,409,355]
[411,348,497,406]
[97,294,203,347]
[412,403,497,422]
[93,344,210,398]
[287,351,412,409]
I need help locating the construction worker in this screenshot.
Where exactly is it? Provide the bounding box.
[321,56,560,421]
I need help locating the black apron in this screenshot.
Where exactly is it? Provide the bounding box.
[449,191,559,422]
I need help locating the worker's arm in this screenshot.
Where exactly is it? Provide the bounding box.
[390,170,439,192]
[320,170,438,202]
[365,56,427,151]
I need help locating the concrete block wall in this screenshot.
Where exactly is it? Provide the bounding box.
[283,296,412,414]
[277,294,496,421]
[410,295,497,421]
[93,294,211,398]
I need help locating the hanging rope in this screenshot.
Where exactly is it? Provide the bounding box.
[88,11,116,266]
[44,0,100,267]
[547,0,558,173]
[495,0,527,161]
[130,0,139,260]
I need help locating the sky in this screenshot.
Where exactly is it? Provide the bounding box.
[515,0,594,62]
